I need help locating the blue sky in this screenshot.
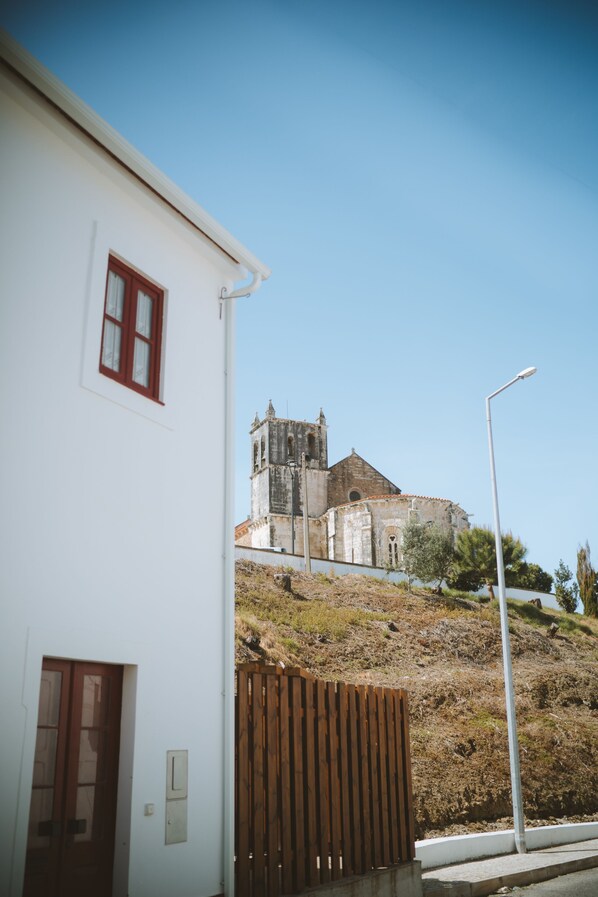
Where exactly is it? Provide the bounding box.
[3,0,597,583]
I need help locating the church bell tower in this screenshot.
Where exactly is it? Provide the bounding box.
[250,402,329,535]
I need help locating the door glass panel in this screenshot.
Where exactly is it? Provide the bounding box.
[106,271,125,321]
[27,788,55,850]
[132,337,150,387]
[74,785,98,842]
[81,675,110,727]
[135,290,153,337]
[33,729,58,786]
[78,729,106,783]
[38,670,61,727]
[101,320,122,372]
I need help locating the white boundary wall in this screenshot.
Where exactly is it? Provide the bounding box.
[416,822,598,869]
[235,547,560,610]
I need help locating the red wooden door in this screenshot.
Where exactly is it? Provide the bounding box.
[23,659,123,897]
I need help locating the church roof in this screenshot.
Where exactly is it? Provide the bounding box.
[235,518,251,538]
[334,493,462,510]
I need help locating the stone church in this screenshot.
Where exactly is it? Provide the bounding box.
[235,403,470,567]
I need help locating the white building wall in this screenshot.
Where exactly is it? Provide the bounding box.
[0,66,240,897]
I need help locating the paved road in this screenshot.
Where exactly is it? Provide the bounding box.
[489,866,598,895]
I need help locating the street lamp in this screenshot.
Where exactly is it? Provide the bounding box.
[486,365,537,855]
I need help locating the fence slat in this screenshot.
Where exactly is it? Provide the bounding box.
[304,675,319,885]
[348,685,363,874]
[237,670,250,897]
[279,676,293,896]
[357,685,372,872]
[385,690,399,865]
[337,682,353,877]
[266,675,279,897]
[367,685,382,869]
[327,681,341,880]
[316,678,331,883]
[376,687,391,867]
[252,673,266,896]
[291,674,306,892]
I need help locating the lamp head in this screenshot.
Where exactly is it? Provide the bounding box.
[517,366,537,380]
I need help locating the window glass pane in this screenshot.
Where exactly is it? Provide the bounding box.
[101,321,122,372]
[38,670,62,727]
[136,290,153,337]
[106,271,125,321]
[81,675,110,727]
[132,338,150,388]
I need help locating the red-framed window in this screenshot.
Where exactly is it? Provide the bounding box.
[99,256,164,401]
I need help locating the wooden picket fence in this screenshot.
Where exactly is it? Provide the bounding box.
[235,663,415,897]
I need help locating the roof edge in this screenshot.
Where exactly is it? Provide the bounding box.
[0,30,271,280]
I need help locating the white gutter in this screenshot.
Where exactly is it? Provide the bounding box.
[222,272,264,896]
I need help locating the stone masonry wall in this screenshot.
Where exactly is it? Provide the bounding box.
[331,495,469,566]
[327,451,400,509]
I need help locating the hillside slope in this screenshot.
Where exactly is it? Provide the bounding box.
[235,560,598,839]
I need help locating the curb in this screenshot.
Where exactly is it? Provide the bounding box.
[422,847,598,897]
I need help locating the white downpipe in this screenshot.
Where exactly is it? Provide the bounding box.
[222,289,236,897]
[222,271,263,896]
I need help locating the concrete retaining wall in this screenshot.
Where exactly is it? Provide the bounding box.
[415,822,598,870]
[299,861,422,897]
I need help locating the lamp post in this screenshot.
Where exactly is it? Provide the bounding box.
[486,365,537,855]
[288,460,297,555]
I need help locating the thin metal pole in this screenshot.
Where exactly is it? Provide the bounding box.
[301,452,311,573]
[486,392,526,854]
[290,465,295,555]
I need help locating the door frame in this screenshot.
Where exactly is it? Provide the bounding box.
[23,659,124,897]
[14,640,138,897]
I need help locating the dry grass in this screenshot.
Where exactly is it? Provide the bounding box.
[235,560,598,838]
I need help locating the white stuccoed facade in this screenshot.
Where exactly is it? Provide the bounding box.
[0,33,269,897]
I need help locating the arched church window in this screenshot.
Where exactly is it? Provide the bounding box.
[253,442,259,472]
[388,533,399,567]
[307,433,316,459]
[349,490,361,502]
[260,436,266,466]
[287,435,295,458]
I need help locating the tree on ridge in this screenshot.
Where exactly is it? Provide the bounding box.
[449,526,527,599]
[553,560,579,614]
[577,542,598,618]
